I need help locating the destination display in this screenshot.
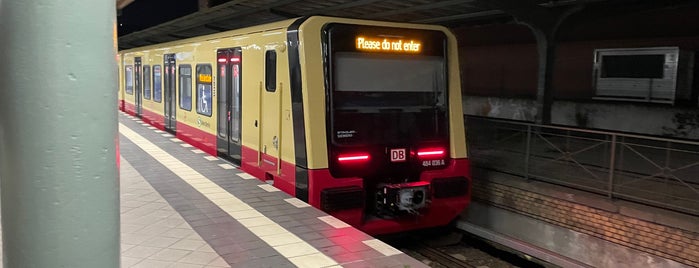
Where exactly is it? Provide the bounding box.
[355,37,422,53]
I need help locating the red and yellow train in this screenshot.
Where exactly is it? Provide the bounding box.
[118,16,471,235]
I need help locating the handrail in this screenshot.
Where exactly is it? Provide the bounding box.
[466,115,699,146]
[465,115,699,216]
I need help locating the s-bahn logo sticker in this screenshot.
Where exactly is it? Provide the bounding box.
[390,148,406,162]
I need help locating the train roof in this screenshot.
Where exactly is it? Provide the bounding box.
[118,16,452,54]
[118,18,297,53]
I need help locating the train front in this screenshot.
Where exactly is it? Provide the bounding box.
[300,18,471,235]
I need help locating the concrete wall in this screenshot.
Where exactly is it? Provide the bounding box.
[466,169,699,267]
[463,96,699,140]
[455,4,699,139]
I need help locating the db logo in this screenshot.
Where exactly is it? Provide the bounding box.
[390,148,407,162]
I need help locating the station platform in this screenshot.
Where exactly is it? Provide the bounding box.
[116,111,426,267]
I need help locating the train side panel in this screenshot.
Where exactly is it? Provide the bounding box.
[121,54,136,116]
[140,51,165,130]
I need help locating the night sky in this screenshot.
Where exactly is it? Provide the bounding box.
[118,0,199,36]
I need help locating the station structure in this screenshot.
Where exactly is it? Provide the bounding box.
[0,0,696,267]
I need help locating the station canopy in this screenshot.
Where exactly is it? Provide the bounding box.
[118,0,610,49]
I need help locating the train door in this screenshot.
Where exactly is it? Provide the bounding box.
[216,48,243,164]
[163,54,177,133]
[261,49,282,176]
[135,57,142,117]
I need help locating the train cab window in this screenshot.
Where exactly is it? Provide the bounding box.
[143,65,151,100]
[153,65,162,102]
[265,50,276,92]
[179,65,192,111]
[196,64,213,117]
[125,65,134,94]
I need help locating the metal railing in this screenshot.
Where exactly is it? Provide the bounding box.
[466,116,699,216]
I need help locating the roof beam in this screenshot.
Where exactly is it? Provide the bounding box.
[269,7,299,18]
[412,10,505,23]
[311,0,384,13]
[203,23,230,32]
[362,0,475,19]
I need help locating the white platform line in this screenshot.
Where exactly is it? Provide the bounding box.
[119,123,338,268]
[180,143,193,148]
[258,184,280,192]
[170,138,180,142]
[162,134,173,137]
[204,156,218,161]
[237,173,256,180]
[284,198,311,208]
[147,126,156,130]
[218,164,235,170]
[191,149,205,154]
[317,216,350,229]
[362,239,402,256]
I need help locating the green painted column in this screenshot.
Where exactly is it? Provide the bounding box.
[0,1,120,267]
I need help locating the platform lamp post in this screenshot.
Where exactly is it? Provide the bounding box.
[0,1,120,267]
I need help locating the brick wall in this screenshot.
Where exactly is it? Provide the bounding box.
[472,178,699,267]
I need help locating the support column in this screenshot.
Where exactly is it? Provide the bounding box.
[532,29,556,124]
[473,0,583,124]
[0,1,119,267]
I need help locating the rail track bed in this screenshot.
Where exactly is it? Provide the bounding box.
[384,230,548,268]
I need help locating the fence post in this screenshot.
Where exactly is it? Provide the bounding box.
[525,125,532,181]
[607,134,617,198]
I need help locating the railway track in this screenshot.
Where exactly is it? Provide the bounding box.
[386,229,548,268]
[409,243,476,268]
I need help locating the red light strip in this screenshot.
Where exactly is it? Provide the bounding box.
[338,155,369,162]
[417,150,444,156]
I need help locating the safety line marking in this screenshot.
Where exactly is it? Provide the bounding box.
[170,138,181,143]
[238,173,256,180]
[180,143,193,148]
[362,239,402,256]
[191,149,205,154]
[119,123,339,268]
[258,184,280,192]
[317,216,351,229]
[284,198,311,208]
[218,164,235,170]
[204,156,218,161]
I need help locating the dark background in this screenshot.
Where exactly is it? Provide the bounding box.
[118,0,198,36]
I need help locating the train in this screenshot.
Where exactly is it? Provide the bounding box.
[118,16,471,235]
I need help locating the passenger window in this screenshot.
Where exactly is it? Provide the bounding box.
[265,50,276,92]
[196,64,213,117]
[179,65,192,111]
[143,65,151,100]
[125,65,133,94]
[153,65,162,102]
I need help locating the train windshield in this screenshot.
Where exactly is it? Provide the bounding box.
[327,24,449,146]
